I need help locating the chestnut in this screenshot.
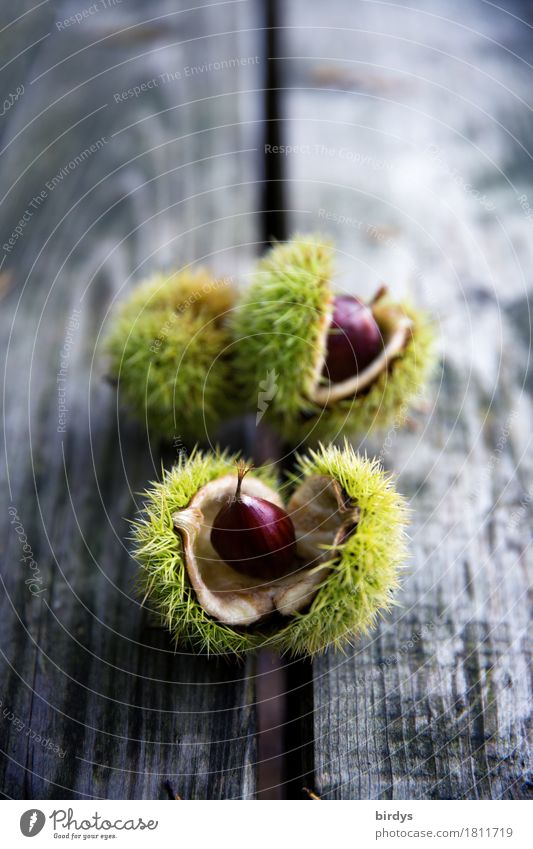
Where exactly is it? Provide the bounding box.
[323,294,383,383]
[232,234,436,445]
[211,461,297,581]
[133,445,409,658]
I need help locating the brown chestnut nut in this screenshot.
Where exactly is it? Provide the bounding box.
[323,295,383,383]
[210,461,297,581]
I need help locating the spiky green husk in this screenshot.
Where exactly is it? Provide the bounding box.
[131,444,408,659]
[231,234,333,421]
[105,270,236,443]
[267,442,409,656]
[132,449,278,657]
[232,234,436,446]
[273,304,437,446]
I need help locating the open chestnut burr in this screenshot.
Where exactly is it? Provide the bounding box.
[232,234,436,445]
[133,444,408,658]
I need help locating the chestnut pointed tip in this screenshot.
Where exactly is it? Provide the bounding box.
[233,459,254,500]
[370,284,389,305]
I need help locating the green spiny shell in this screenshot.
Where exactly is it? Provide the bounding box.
[105,269,236,443]
[275,302,436,446]
[268,442,409,657]
[232,235,333,424]
[232,234,436,446]
[132,450,274,656]
[131,443,408,658]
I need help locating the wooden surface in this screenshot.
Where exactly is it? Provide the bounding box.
[1,0,532,800]
[279,0,532,799]
[0,0,264,800]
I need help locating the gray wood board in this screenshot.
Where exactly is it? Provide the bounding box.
[0,0,264,799]
[279,0,532,799]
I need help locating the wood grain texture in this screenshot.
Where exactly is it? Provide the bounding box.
[279,0,532,799]
[0,0,264,799]
[0,1,55,151]
[1,0,532,802]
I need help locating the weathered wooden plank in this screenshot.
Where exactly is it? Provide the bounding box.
[1,0,264,799]
[0,1,55,149]
[279,0,532,798]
